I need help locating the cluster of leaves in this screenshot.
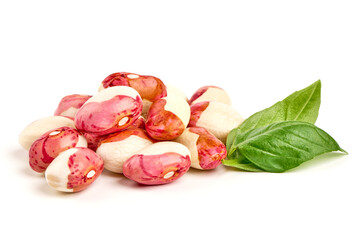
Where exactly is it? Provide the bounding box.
[223,80,347,173]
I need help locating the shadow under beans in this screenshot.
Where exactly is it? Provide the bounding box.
[21,165,45,177]
[9,147,46,177]
[101,169,185,190]
[101,169,146,189]
[35,181,76,197]
[10,147,28,161]
[186,164,230,176]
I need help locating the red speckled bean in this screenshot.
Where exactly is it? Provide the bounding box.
[188,101,244,142]
[19,116,75,150]
[145,96,190,140]
[75,86,142,136]
[175,127,227,170]
[54,94,92,120]
[96,128,155,173]
[123,142,191,185]
[131,116,145,129]
[99,72,167,116]
[29,127,87,173]
[189,86,231,105]
[99,72,167,102]
[81,132,106,151]
[45,147,104,192]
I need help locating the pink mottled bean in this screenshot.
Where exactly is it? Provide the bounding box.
[45,147,104,192]
[189,85,232,105]
[145,96,190,140]
[54,94,92,120]
[29,127,87,173]
[19,116,75,150]
[165,84,188,102]
[96,128,155,173]
[99,72,167,102]
[123,142,191,185]
[189,101,244,142]
[175,127,226,170]
[81,132,106,151]
[131,116,145,129]
[99,72,167,116]
[75,86,142,136]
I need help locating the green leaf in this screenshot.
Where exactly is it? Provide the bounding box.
[226,121,346,173]
[236,80,321,134]
[226,128,240,153]
[222,159,263,172]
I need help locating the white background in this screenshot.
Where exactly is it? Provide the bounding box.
[1,1,359,239]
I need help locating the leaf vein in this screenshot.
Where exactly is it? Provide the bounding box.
[272,135,310,154]
[252,110,265,129]
[293,83,318,121]
[246,143,280,157]
[286,129,326,149]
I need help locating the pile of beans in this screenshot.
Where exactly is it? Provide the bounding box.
[19,72,244,192]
